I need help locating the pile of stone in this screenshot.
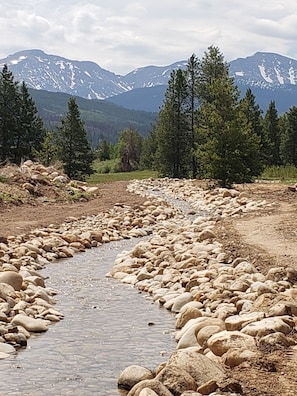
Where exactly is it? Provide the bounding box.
[0,160,98,199]
[111,179,297,396]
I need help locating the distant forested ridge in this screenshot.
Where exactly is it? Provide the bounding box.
[29,89,157,147]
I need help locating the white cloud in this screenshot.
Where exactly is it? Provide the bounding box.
[1,0,297,73]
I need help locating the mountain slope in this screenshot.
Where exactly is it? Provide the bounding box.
[106,85,167,112]
[29,88,156,146]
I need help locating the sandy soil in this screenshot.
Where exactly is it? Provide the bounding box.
[215,182,297,396]
[1,179,297,395]
[0,181,146,239]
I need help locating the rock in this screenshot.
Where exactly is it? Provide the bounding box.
[176,306,202,329]
[196,325,223,348]
[118,365,154,390]
[22,182,35,193]
[258,332,296,351]
[198,229,216,241]
[53,175,68,183]
[4,332,27,347]
[0,271,23,291]
[127,379,174,396]
[171,293,193,313]
[222,348,259,368]
[233,261,258,274]
[156,365,197,395]
[163,348,224,388]
[0,352,10,359]
[225,312,266,331]
[139,389,159,396]
[241,316,294,337]
[176,318,225,350]
[0,282,17,300]
[12,314,48,332]
[0,342,16,355]
[197,379,218,395]
[207,330,257,356]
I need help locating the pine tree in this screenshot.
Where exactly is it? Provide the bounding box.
[155,69,191,178]
[196,45,228,103]
[139,125,158,170]
[58,97,94,180]
[117,128,143,171]
[186,54,200,177]
[262,101,281,165]
[0,65,20,163]
[34,129,60,167]
[279,106,297,166]
[13,82,45,164]
[96,140,111,161]
[240,88,267,165]
[196,47,262,187]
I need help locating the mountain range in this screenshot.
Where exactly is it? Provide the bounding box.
[0,48,297,146]
[2,49,297,114]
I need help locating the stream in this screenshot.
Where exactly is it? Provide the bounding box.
[0,238,176,396]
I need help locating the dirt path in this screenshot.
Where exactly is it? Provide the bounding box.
[234,201,297,268]
[218,183,297,396]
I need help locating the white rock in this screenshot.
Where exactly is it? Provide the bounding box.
[207,330,257,356]
[241,317,294,337]
[225,312,266,331]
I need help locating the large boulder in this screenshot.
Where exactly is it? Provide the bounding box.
[176,318,225,350]
[159,348,224,389]
[225,312,265,331]
[0,282,17,301]
[207,330,256,356]
[171,293,193,313]
[156,365,197,395]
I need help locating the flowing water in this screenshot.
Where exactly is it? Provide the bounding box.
[0,238,176,396]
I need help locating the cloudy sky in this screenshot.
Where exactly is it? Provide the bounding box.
[1,0,297,75]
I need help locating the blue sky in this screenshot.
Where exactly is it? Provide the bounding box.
[1,0,297,74]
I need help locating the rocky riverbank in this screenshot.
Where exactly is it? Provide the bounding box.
[115,179,297,395]
[1,178,297,395]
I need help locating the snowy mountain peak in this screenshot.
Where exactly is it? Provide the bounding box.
[0,49,128,99]
[229,52,297,88]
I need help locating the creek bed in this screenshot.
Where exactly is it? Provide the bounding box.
[0,238,176,396]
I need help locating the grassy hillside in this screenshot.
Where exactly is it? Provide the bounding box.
[29,89,157,147]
